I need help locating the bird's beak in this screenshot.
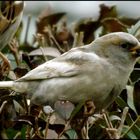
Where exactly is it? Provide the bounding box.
[130,44,140,57]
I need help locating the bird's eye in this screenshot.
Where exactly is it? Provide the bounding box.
[120,43,131,50]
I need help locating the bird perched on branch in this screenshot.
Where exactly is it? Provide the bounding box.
[0,32,140,112]
[0,1,24,50]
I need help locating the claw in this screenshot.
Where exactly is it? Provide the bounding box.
[84,100,96,117]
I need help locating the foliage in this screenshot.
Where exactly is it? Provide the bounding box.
[0,3,140,139]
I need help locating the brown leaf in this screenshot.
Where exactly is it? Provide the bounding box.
[49,124,65,135]
[37,6,53,22]
[36,12,66,34]
[99,4,118,20]
[14,67,28,79]
[55,22,71,44]
[71,18,99,44]
[101,18,128,33]
[14,115,46,130]
[119,17,139,27]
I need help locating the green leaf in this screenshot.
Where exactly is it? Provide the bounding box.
[122,115,140,138]
[65,129,77,139]
[70,100,85,120]
[127,20,140,36]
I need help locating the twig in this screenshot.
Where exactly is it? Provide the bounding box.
[44,114,51,139]
[0,52,11,73]
[63,41,70,51]
[45,26,65,53]
[9,38,20,66]
[121,116,140,138]
[105,128,119,139]
[24,15,31,44]
[23,95,29,115]
[0,100,8,114]
[72,32,78,48]
[40,47,48,62]
[13,132,21,139]
[25,125,31,139]
[72,32,84,48]
[117,107,129,136]
[103,111,120,139]
[57,120,70,139]
[128,77,133,85]
[78,32,84,46]
[103,111,113,128]
[81,120,89,139]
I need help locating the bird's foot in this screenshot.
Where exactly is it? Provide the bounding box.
[84,100,96,117]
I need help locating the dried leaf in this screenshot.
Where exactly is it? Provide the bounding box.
[55,21,71,44]
[119,17,139,27]
[127,20,140,36]
[37,6,52,22]
[101,18,128,33]
[99,4,118,20]
[36,12,66,34]
[54,100,75,120]
[49,124,65,135]
[71,18,99,44]
[29,47,61,58]
[13,100,25,114]
[110,115,121,121]
[14,67,28,79]
[14,115,46,130]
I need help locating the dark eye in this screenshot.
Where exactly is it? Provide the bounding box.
[120,43,131,50]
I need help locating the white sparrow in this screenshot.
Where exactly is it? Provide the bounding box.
[0,1,24,50]
[0,32,140,112]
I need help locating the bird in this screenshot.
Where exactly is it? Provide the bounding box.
[0,1,24,50]
[0,32,140,112]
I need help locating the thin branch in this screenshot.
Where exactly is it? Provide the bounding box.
[0,100,8,114]
[9,38,20,66]
[44,26,65,53]
[121,116,140,138]
[72,32,79,48]
[117,107,129,136]
[103,111,113,128]
[72,32,84,48]
[44,114,50,139]
[24,15,31,44]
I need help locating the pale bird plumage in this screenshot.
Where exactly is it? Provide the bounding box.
[0,32,140,112]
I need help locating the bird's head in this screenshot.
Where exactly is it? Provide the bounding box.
[92,32,140,64]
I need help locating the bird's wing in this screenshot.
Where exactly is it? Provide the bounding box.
[17,48,91,81]
[17,60,79,81]
[17,47,102,81]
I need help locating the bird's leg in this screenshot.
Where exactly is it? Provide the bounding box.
[84,100,96,117]
[70,100,95,139]
[80,100,95,139]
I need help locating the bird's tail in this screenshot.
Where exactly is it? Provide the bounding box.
[0,81,14,90]
[0,81,28,93]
